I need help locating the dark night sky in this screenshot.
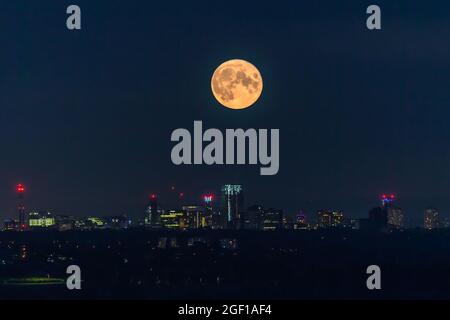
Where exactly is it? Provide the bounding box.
[1,1,450,226]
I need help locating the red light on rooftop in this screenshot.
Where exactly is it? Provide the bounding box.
[16,184,25,193]
[150,193,157,200]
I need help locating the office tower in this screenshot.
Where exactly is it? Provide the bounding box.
[262,208,283,230]
[381,194,404,229]
[182,205,206,229]
[221,184,244,229]
[202,194,214,228]
[144,194,164,228]
[243,204,264,230]
[387,207,404,229]
[317,210,345,228]
[424,208,439,230]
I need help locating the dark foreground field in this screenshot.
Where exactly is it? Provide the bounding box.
[0,229,449,299]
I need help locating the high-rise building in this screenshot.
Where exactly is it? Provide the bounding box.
[262,208,283,230]
[387,207,404,229]
[424,208,439,230]
[243,204,263,230]
[182,205,207,229]
[16,184,26,230]
[221,184,244,229]
[202,194,214,228]
[317,210,345,228]
[381,194,404,229]
[144,194,164,228]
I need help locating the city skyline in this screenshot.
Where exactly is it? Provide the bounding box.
[2,182,448,229]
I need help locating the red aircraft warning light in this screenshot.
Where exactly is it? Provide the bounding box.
[17,184,25,193]
[150,193,157,200]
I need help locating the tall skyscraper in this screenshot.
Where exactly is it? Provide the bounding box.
[202,194,215,228]
[221,184,244,229]
[387,207,404,229]
[424,208,439,230]
[381,194,404,229]
[144,194,164,228]
[17,183,26,230]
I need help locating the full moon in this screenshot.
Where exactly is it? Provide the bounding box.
[211,59,263,110]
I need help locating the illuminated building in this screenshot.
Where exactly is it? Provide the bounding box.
[317,210,345,228]
[262,208,283,230]
[424,208,439,230]
[331,211,344,227]
[144,194,164,228]
[243,204,263,230]
[221,184,244,229]
[182,205,207,229]
[381,194,404,229]
[86,217,105,228]
[28,212,56,228]
[387,207,404,229]
[160,210,185,229]
[202,194,215,228]
[16,183,26,230]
